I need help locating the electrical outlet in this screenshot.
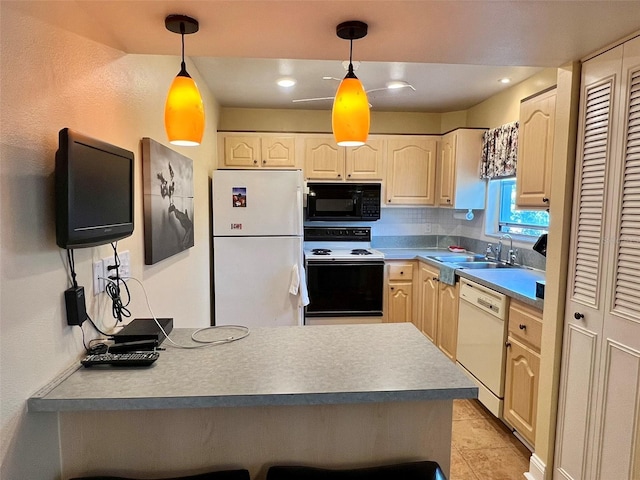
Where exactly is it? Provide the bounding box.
[102,250,131,285]
[92,261,105,296]
[423,223,432,234]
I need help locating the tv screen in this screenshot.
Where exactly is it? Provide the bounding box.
[55,128,134,249]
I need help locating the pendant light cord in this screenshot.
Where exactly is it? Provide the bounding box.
[180,22,186,70]
[347,35,355,77]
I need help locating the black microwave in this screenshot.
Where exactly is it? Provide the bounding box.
[306,183,381,221]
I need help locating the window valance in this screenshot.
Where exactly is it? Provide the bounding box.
[480,121,519,179]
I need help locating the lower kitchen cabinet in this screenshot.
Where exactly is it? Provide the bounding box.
[417,261,459,361]
[504,298,542,448]
[437,280,460,362]
[418,263,439,342]
[385,261,415,325]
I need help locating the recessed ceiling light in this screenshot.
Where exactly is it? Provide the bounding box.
[277,77,296,88]
[499,77,512,84]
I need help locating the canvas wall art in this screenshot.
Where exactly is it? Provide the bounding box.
[142,138,194,265]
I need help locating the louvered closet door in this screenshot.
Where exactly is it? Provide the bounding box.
[555,45,623,480]
[595,36,640,480]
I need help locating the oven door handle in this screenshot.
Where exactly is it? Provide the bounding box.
[305,261,385,267]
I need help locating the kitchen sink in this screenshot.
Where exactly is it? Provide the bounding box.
[452,261,517,269]
[430,254,521,269]
[431,254,488,263]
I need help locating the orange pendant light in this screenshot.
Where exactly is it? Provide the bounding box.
[332,21,370,147]
[164,15,205,147]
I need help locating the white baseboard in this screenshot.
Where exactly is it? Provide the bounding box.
[524,453,546,480]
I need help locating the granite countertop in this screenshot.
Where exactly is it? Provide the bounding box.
[28,323,477,412]
[378,248,545,309]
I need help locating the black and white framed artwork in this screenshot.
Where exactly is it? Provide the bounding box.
[141,138,194,265]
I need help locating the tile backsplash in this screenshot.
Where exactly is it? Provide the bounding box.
[304,206,547,271]
[370,207,547,271]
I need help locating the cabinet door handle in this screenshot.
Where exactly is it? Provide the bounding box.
[574,312,585,320]
[390,287,395,291]
[347,174,351,177]
[253,159,258,164]
[400,271,404,275]
[262,160,267,164]
[519,324,527,330]
[337,174,341,178]
[543,197,549,203]
[505,341,512,348]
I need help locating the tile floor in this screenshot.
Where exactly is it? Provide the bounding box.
[450,399,531,480]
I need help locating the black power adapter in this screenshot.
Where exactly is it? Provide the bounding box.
[64,286,87,326]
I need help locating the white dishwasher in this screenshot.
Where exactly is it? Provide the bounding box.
[456,278,509,418]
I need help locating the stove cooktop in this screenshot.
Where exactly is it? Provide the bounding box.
[303,226,384,261]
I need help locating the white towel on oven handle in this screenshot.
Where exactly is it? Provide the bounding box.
[289,263,310,307]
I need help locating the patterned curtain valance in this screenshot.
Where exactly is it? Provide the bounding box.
[480,121,519,179]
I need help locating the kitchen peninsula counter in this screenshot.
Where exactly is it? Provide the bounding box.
[29,323,475,411]
[29,323,475,479]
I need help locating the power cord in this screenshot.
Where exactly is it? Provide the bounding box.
[105,242,131,322]
[111,275,250,349]
[66,249,78,288]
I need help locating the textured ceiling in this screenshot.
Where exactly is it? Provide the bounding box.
[7,1,640,111]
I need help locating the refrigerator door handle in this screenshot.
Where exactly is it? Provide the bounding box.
[296,186,303,235]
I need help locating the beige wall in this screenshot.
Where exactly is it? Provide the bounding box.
[0,5,218,478]
[219,107,446,134]
[466,68,558,128]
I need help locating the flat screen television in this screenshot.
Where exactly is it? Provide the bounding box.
[55,128,134,249]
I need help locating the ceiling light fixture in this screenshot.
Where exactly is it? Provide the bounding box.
[499,77,512,84]
[277,77,296,88]
[164,14,205,147]
[386,80,416,91]
[332,21,370,147]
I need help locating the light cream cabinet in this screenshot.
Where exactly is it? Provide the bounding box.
[218,133,297,169]
[436,280,460,362]
[385,136,438,205]
[385,261,415,325]
[304,136,384,181]
[437,129,487,209]
[504,299,542,448]
[418,263,439,343]
[555,36,640,480]
[516,87,556,208]
[304,136,344,180]
[345,138,385,181]
[416,261,459,361]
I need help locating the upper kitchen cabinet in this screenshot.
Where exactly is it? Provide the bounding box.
[516,87,557,208]
[345,138,385,181]
[304,136,385,181]
[218,133,297,169]
[437,128,487,209]
[385,136,438,205]
[304,136,344,180]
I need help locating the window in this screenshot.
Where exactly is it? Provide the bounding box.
[496,178,549,236]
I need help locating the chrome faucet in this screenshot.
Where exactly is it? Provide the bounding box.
[499,233,518,265]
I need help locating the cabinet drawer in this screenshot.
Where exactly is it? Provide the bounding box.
[388,263,414,281]
[508,300,543,352]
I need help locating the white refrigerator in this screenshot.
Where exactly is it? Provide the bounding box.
[211,169,305,327]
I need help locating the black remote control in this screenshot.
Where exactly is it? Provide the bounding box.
[81,352,159,367]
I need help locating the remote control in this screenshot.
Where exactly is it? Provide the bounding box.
[81,352,159,367]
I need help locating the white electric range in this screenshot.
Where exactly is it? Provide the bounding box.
[303,226,385,325]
